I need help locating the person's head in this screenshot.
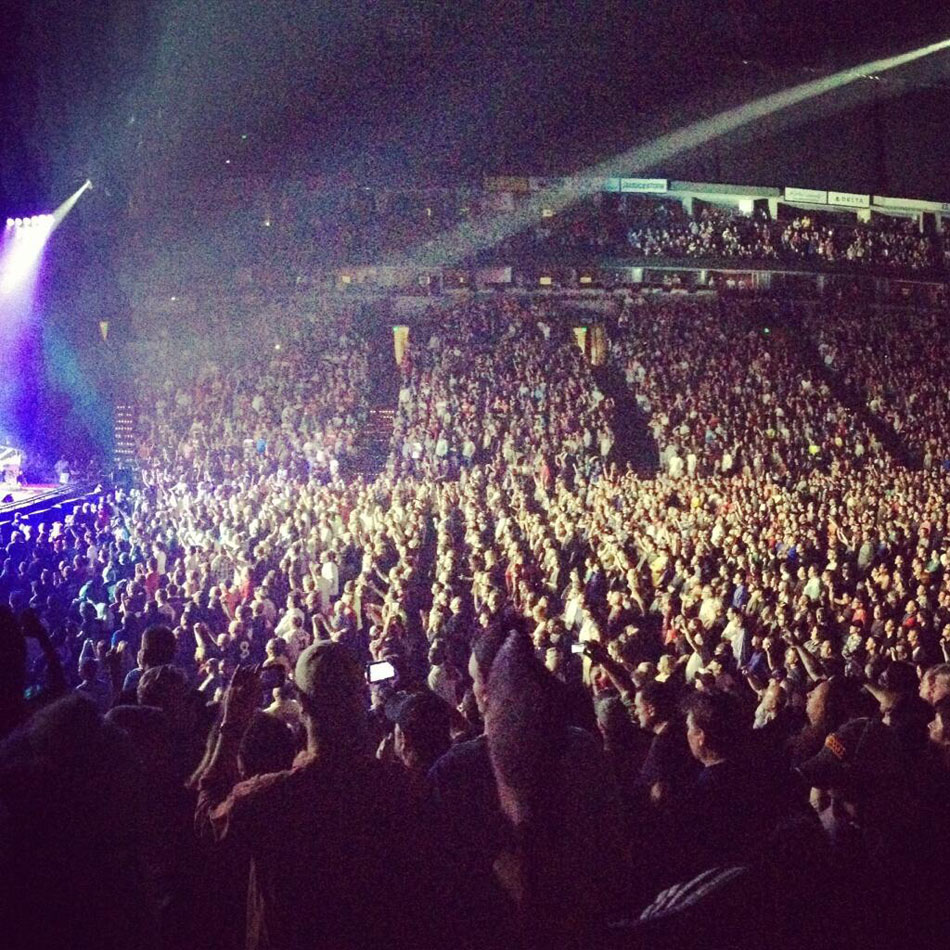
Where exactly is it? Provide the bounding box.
[428,637,450,669]
[805,676,856,729]
[137,624,176,672]
[137,664,196,735]
[238,711,297,779]
[920,664,950,706]
[755,681,787,727]
[595,694,637,751]
[879,661,918,697]
[293,641,366,753]
[79,656,98,683]
[468,624,510,718]
[388,690,453,773]
[683,689,747,766]
[483,631,570,828]
[634,680,677,732]
[928,696,950,747]
[800,717,905,840]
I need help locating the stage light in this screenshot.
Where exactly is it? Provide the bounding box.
[1,180,91,301]
[5,219,12,230]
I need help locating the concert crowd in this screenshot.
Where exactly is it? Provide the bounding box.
[519,196,948,274]
[3,293,950,950]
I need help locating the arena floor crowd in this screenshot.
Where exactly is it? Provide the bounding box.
[3,289,950,950]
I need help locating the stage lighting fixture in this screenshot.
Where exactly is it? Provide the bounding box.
[14,219,22,227]
[5,219,12,229]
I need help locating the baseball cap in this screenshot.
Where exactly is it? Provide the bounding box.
[294,641,363,705]
[797,717,900,793]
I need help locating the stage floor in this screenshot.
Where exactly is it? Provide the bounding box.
[1,483,60,504]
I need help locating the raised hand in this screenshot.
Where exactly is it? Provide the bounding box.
[221,664,263,733]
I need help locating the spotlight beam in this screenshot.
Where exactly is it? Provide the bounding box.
[405,36,950,268]
[0,181,93,298]
[51,180,94,229]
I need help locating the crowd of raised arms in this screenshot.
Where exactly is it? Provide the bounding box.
[5,291,950,950]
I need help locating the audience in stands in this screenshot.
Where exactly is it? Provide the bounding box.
[391,297,612,479]
[508,196,943,275]
[809,303,950,469]
[612,296,883,477]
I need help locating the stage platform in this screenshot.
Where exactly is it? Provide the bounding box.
[0,482,97,526]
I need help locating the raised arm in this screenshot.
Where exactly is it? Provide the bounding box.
[583,640,635,703]
[22,610,67,699]
[194,664,261,839]
[793,643,823,683]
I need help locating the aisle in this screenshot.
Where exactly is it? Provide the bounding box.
[594,359,660,477]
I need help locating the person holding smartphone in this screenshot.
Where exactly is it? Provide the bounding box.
[195,644,455,950]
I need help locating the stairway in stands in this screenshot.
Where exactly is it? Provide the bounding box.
[593,358,660,477]
[357,408,395,475]
[779,303,922,471]
[354,311,401,476]
[113,403,138,470]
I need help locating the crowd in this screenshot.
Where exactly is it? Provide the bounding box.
[521,196,944,274]
[135,302,370,484]
[611,297,883,477]
[4,292,950,948]
[390,297,614,479]
[809,303,950,470]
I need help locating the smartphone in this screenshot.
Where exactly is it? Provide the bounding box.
[571,642,586,655]
[367,659,397,684]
